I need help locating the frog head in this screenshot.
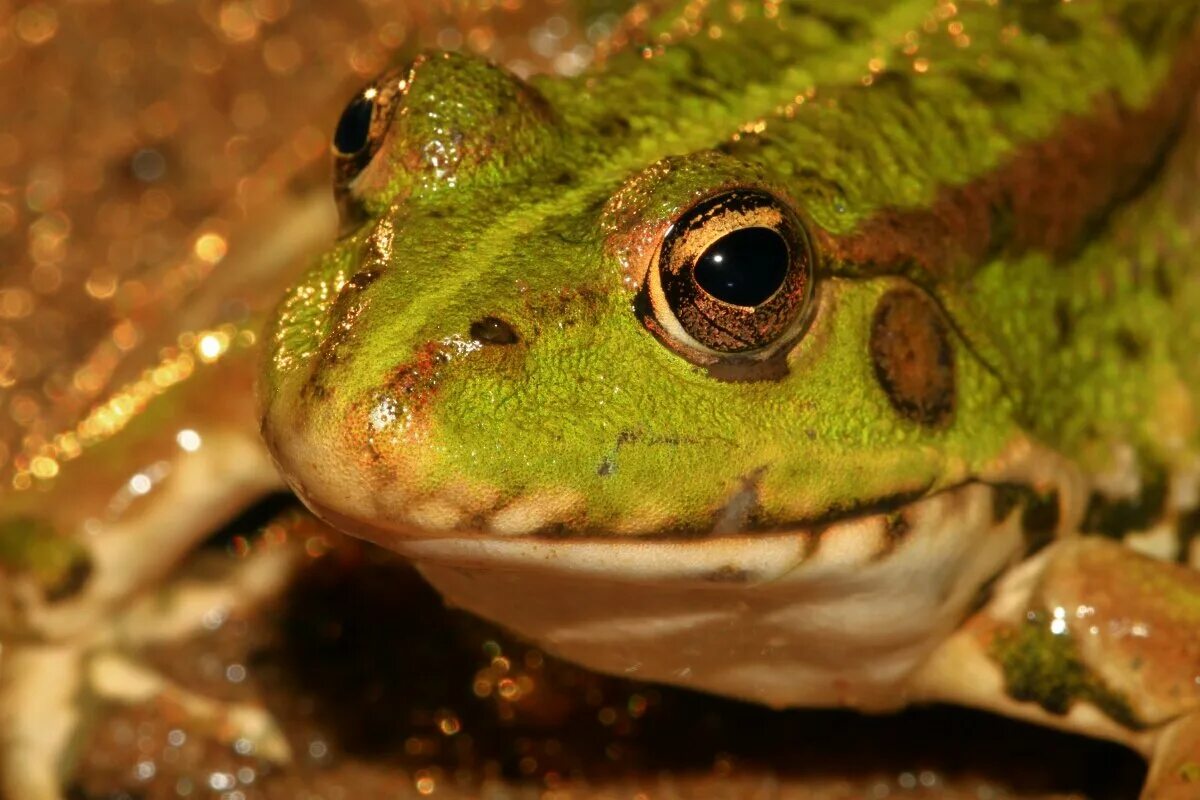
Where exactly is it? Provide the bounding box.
[261,43,1073,706]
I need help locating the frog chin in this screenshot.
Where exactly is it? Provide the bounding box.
[358,482,1030,710]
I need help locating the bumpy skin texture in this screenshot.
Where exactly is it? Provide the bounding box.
[265,1,1199,537]
[262,1,1200,795]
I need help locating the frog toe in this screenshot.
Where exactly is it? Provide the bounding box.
[0,644,84,800]
[89,651,293,764]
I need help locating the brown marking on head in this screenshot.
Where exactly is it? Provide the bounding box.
[869,288,955,428]
[821,40,1200,277]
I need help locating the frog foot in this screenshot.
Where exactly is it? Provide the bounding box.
[88,651,293,763]
[911,537,1200,800]
[0,529,301,800]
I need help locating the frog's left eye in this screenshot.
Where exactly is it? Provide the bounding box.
[644,189,814,366]
[333,92,374,157]
[332,83,393,176]
[332,71,407,232]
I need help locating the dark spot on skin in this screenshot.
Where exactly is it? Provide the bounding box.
[346,269,381,292]
[869,288,955,428]
[1153,260,1175,299]
[1114,327,1144,359]
[595,114,631,138]
[1011,0,1082,43]
[991,616,1141,728]
[884,511,910,541]
[1053,300,1073,345]
[871,510,912,560]
[982,201,1016,262]
[960,73,1023,104]
[1082,466,1168,538]
[986,484,1059,550]
[1179,509,1200,564]
[300,378,330,402]
[469,316,520,345]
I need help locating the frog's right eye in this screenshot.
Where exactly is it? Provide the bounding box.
[642,188,815,370]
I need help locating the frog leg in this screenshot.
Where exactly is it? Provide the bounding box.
[8,427,283,644]
[910,537,1200,798]
[87,652,292,763]
[0,644,83,800]
[0,525,301,800]
[84,533,302,763]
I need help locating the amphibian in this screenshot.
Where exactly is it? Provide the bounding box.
[4,1,1200,798]
[262,2,1200,798]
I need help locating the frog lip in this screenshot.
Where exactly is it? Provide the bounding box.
[303,480,1028,585]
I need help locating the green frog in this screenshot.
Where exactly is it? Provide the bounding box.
[262,1,1200,797]
[5,1,1200,797]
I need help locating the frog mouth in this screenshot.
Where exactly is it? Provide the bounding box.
[295,472,1076,709]
[306,479,1056,586]
[364,480,1031,711]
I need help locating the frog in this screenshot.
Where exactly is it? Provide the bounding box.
[255,1,1200,798]
[5,0,1200,798]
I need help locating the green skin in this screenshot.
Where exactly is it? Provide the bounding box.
[261,0,1200,781]
[265,0,1200,536]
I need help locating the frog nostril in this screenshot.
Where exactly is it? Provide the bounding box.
[469,317,520,346]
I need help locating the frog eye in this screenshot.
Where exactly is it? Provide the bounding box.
[332,70,408,232]
[332,83,394,176]
[645,189,814,364]
[333,91,375,157]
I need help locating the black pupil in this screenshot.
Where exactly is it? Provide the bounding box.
[334,93,374,155]
[693,227,790,306]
